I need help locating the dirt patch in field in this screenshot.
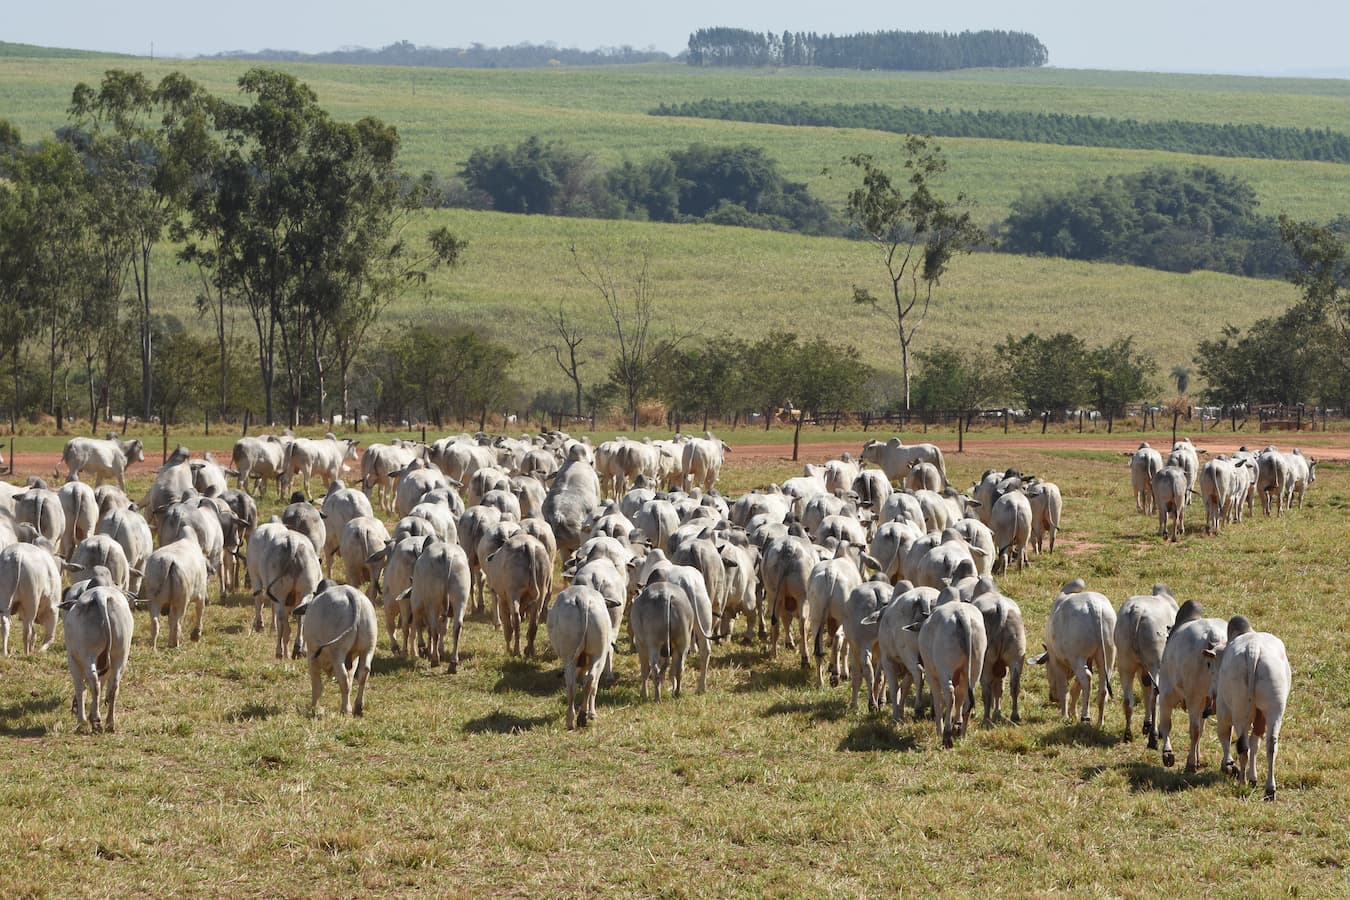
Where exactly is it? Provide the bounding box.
[1055,538,1104,557]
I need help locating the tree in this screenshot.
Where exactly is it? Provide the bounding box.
[657,341,741,431]
[843,137,984,410]
[1088,338,1156,431]
[912,345,1004,420]
[69,69,184,421]
[547,302,586,417]
[1279,215,1350,392]
[996,332,1090,431]
[570,238,681,430]
[785,337,870,460]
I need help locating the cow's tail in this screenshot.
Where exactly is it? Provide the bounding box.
[661,591,672,661]
[1099,615,1114,698]
[963,617,980,714]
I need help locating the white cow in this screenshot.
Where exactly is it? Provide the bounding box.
[232,434,293,497]
[1114,584,1178,747]
[547,584,620,729]
[281,434,359,499]
[0,541,63,654]
[1157,600,1227,773]
[295,582,377,716]
[59,570,134,732]
[915,596,988,749]
[860,437,946,482]
[680,433,731,493]
[1208,618,1291,801]
[1127,443,1163,514]
[1033,579,1117,727]
[141,536,211,650]
[60,435,146,489]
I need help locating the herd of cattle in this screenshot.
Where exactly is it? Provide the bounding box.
[1128,438,1318,540]
[0,430,1302,799]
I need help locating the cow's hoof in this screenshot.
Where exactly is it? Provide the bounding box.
[447,661,458,675]
[799,659,810,670]
[1162,750,1175,768]
[190,629,201,642]
[1079,716,1091,724]
[1185,762,1199,775]
[1264,789,1276,802]
[577,712,588,728]
[1147,735,1158,751]
[353,704,364,717]
[1010,713,1021,725]
[1122,730,1133,742]
[829,673,839,688]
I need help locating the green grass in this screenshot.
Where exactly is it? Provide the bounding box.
[1,444,1346,894]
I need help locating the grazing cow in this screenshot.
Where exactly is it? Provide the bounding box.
[716,541,761,644]
[542,444,602,563]
[547,585,620,728]
[95,506,153,595]
[762,534,818,665]
[393,460,452,518]
[1198,458,1237,535]
[141,536,211,650]
[914,597,988,748]
[905,461,943,493]
[1208,619,1291,800]
[361,441,419,512]
[1152,466,1188,541]
[60,435,146,489]
[282,495,326,559]
[1026,481,1062,553]
[910,529,979,590]
[969,578,1027,726]
[368,534,430,655]
[680,432,731,493]
[190,452,234,498]
[989,490,1032,573]
[860,438,946,483]
[1127,443,1164,514]
[823,455,860,495]
[0,541,63,654]
[485,533,553,658]
[281,434,359,499]
[338,516,391,598]
[139,447,195,531]
[319,485,375,578]
[1033,579,1116,726]
[160,499,227,598]
[1114,584,1178,747]
[59,569,134,732]
[232,434,292,497]
[57,480,99,559]
[952,518,996,578]
[630,580,695,700]
[1157,600,1227,772]
[1166,439,1204,505]
[15,484,66,549]
[841,579,891,711]
[1283,449,1317,509]
[294,582,377,716]
[805,545,866,689]
[1254,447,1291,517]
[865,583,937,722]
[249,524,323,658]
[879,491,926,532]
[850,470,892,513]
[405,539,471,671]
[68,535,131,592]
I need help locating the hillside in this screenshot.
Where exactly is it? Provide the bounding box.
[0,48,1336,399]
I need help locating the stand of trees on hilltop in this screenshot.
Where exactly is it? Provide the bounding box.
[208,40,674,68]
[686,28,1047,70]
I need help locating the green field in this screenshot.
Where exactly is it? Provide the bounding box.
[0,443,1345,894]
[0,47,1342,402]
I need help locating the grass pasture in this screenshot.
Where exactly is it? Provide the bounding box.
[1,442,1347,895]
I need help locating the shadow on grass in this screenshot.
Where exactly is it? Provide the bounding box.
[0,694,61,737]
[1040,722,1122,748]
[371,654,418,676]
[462,710,553,735]
[492,658,562,696]
[762,697,848,723]
[734,662,813,693]
[837,721,920,753]
[227,701,283,723]
[1118,761,1224,793]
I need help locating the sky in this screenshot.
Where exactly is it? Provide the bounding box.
[7,0,1350,78]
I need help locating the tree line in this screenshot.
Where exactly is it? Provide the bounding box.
[208,40,674,68]
[448,137,838,235]
[685,28,1047,70]
[651,98,1350,165]
[0,68,465,430]
[1001,165,1304,277]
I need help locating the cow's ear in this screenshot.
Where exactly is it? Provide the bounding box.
[1031,652,1049,665]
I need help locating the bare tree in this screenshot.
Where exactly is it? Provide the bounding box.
[569,239,682,430]
[548,301,586,417]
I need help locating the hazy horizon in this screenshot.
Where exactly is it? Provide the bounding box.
[8,1,1350,80]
